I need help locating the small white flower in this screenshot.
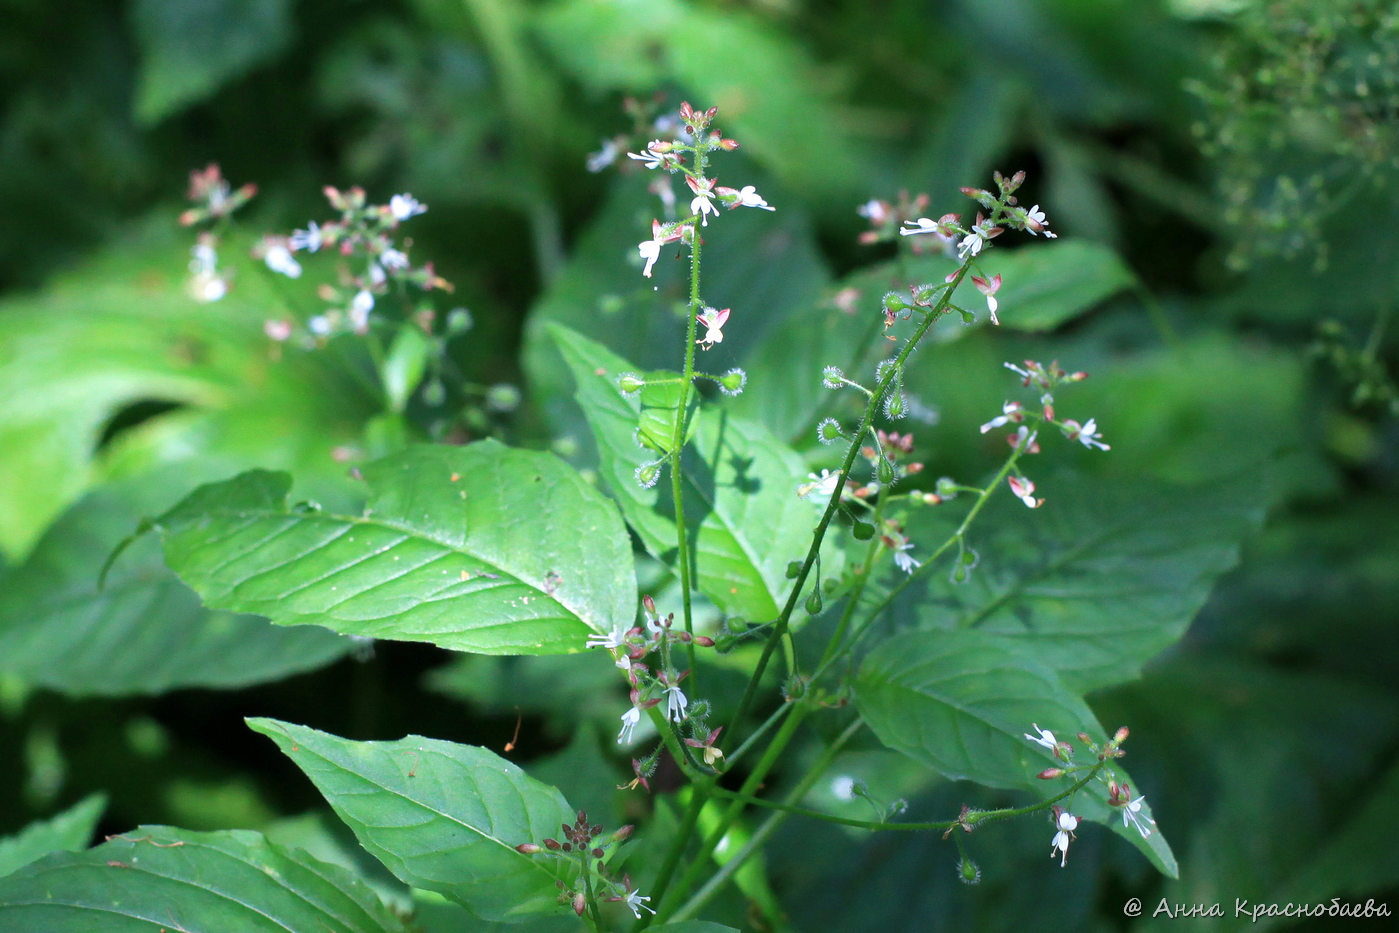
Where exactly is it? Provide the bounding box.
[1008,475,1043,509]
[380,248,410,271]
[1051,810,1078,867]
[830,775,857,800]
[971,273,1002,325]
[1121,793,1157,838]
[859,200,890,224]
[627,147,667,170]
[308,314,332,337]
[289,221,323,253]
[624,888,656,919]
[188,271,228,303]
[190,240,218,274]
[892,543,920,574]
[585,622,629,652]
[1024,204,1056,238]
[979,401,1022,434]
[263,243,302,279]
[695,307,730,349]
[687,177,718,225]
[1074,418,1110,451]
[349,290,375,332]
[797,469,841,501]
[899,217,940,237]
[958,228,987,259]
[586,139,620,173]
[389,193,427,221]
[731,185,775,211]
[617,706,642,745]
[638,238,662,277]
[665,681,688,723]
[1025,724,1058,751]
[368,263,387,287]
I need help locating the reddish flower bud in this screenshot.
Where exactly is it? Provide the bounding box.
[1037,768,1064,779]
[543,838,560,850]
[573,892,587,916]
[516,842,541,854]
[1113,726,1130,744]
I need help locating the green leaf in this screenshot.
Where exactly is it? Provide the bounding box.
[533,0,870,197]
[0,222,369,564]
[637,375,695,455]
[248,718,574,922]
[893,470,1265,693]
[552,325,831,621]
[154,443,636,654]
[0,795,106,878]
[0,825,408,931]
[855,629,1177,877]
[130,0,294,124]
[963,240,1136,331]
[0,475,354,696]
[382,325,432,413]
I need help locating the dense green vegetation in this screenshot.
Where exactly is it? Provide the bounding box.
[1,2,1396,930]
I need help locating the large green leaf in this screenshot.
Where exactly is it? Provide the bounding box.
[0,221,369,564]
[855,628,1177,877]
[0,474,354,695]
[248,718,574,922]
[0,795,106,878]
[152,442,635,654]
[0,825,408,931]
[966,240,1136,331]
[534,0,870,198]
[552,324,828,622]
[131,0,294,124]
[889,470,1264,693]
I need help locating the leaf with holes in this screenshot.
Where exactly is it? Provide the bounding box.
[0,825,409,931]
[149,442,635,654]
[249,718,575,921]
[856,629,1177,877]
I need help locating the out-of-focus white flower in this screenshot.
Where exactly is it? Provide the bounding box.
[263,243,302,278]
[389,193,427,221]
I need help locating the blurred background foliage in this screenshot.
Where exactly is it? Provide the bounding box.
[1,0,1396,930]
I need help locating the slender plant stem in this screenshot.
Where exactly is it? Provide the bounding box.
[670,718,864,922]
[650,703,810,922]
[729,262,972,732]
